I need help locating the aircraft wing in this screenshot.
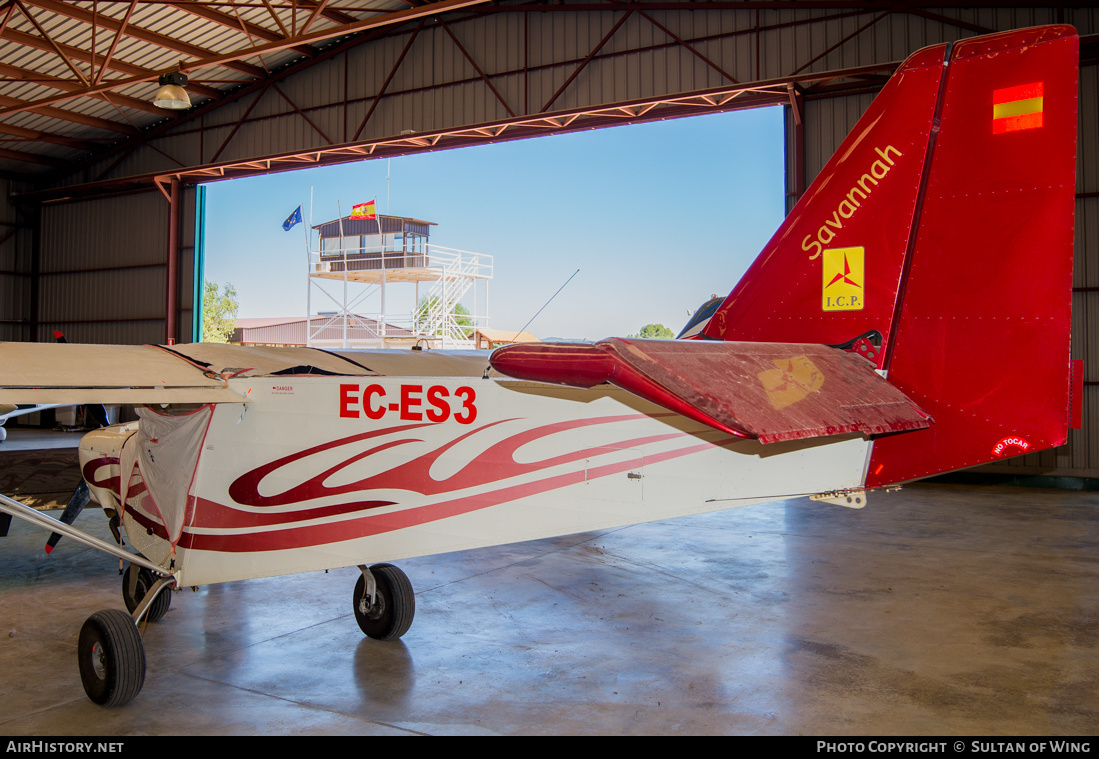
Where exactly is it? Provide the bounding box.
[490,338,931,444]
[0,342,380,405]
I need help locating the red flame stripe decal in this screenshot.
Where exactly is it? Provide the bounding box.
[226,413,672,508]
[178,435,735,553]
[187,496,397,529]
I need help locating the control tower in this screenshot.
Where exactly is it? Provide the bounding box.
[307,212,492,349]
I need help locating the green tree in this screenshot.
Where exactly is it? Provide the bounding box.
[202,281,238,343]
[416,296,473,338]
[628,323,674,339]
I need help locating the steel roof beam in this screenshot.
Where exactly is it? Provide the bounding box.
[787,10,890,77]
[14,0,90,86]
[208,84,270,164]
[0,144,70,168]
[540,10,632,113]
[352,18,423,140]
[298,0,330,34]
[0,2,16,39]
[295,0,357,27]
[20,0,268,80]
[0,61,164,115]
[638,10,738,84]
[0,25,225,101]
[274,82,333,144]
[259,0,291,38]
[164,0,317,58]
[0,0,491,119]
[0,92,137,134]
[438,17,516,117]
[91,0,138,87]
[0,121,105,151]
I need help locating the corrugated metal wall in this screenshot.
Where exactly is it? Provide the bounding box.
[1063,61,1099,477]
[38,192,168,345]
[0,179,34,343]
[33,187,196,345]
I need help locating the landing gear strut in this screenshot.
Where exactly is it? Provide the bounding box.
[122,563,172,623]
[354,563,415,640]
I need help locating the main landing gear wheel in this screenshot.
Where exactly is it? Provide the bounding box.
[122,563,171,622]
[354,563,415,640]
[77,609,146,707]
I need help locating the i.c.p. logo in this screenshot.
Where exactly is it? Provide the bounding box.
[822,247,864,312]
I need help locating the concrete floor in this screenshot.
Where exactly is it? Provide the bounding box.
[1,467,1097,735]
[0,428,83,510]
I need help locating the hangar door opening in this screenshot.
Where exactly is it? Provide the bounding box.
[196,108,785,347]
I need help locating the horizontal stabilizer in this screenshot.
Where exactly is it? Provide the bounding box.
[491,339,931,444]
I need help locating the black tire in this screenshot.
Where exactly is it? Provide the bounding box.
[77,609,146,707]
[353,563,415,640]
[121,563,171,623]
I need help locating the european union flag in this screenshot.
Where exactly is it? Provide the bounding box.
[282,205,303,231]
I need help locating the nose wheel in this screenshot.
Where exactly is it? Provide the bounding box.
[77,609,146,707]
[77,562,174,707]
[354,563,415,640]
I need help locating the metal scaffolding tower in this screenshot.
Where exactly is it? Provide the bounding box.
[307,213,492,349]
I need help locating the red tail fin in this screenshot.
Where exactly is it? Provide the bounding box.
[705,25,1079,484]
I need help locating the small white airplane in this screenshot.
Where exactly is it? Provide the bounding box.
[0,24,1082,707]
[0,404,60,442]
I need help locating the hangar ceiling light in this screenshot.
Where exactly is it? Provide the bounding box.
[154,72,191,111]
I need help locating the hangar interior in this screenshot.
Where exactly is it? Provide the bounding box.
[0,0,1097,735]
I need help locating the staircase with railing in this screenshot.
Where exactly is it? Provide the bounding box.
[414,245,492,347]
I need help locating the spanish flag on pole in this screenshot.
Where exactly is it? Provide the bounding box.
[993,82,1043,134]
[350,199,377,220]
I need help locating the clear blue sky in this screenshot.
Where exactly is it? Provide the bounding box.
[201,106,786,341]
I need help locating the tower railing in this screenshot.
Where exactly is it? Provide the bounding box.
[306,241,492,348]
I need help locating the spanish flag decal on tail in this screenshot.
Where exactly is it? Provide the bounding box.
[993,82,1043,133]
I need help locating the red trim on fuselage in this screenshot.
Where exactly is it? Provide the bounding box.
[177,434,737,553]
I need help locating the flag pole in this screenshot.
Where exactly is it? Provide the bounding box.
[303,193,311,347]
[377,200,385,341]
[337,200,348,349]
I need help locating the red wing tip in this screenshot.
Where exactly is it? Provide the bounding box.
[490,342,615,388]
[43,544,53,554]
